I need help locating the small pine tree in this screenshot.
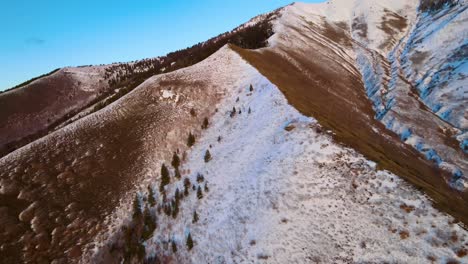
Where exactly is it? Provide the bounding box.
[142,206,156,240]
[171,152,180,169]
[249,84,253,92]
[186,233,194,250]
[248,107,251,114]
[183,178,191,196]
[174,167,181,179]
[148,185,156,207]
[160,163,170,191]
[196,173,204,183]
[230,107,236,118]
[187,132,195,147]
[236,97,239,102]
[192,210,199,223]
[190,108,196,117]
[172,199,179,218]
[217,136,221,142]
[201,117,209,129]
[175,188,181,203]
[132,195,141,219]
[239,109,242,114]
[172,240,177,253]
[204,182,209,193]
[204,150,212,162]
[197,186,203,199]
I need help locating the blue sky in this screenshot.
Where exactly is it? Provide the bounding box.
[0,0,322,90]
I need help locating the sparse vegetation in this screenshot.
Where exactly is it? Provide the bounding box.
[204,150,212,162]
[160,164,170,191]
[186,233,194,250]
[132,195,142,219]
[196,173,205,183]
[172,240,178,253]
[192,210,199,223]
[148,185,156,207]
[172,152,181,169]
[230,107,237,118]
[187,132,196,147]
[197,186,203,199]
[190,108,197,117]
[202,117,209,129]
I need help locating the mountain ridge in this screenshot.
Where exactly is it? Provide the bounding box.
[0,0,467,263]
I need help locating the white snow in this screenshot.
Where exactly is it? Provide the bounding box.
[133,48,468,263]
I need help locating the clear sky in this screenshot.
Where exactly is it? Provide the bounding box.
[0,0,323,91]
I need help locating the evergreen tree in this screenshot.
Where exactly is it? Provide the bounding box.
[174,167,181,179]
[132,195,141,219]
[197,186,203,199]
[186,233,194,250]
[171,152,180,169]
[190,108,196,117]
[236,97,239,102]
[183,177,191,196]
[187,132,196,147]
[249,84,253,92]
[160,163,170,191]
[147,185,156,207]
[217,136,222,142]
[192,210,199,223]
[204,182,209,193]
[172,199,179,219]
[196,173,204,183]
[248,107,251,114]
[204,150,212,162]
[175,188,181,203]
[201,117,209,129]
[142,206,156,240]
[230,107,236,118]
[172,240,178,253]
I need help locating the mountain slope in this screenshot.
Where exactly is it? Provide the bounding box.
[0,0,467,263]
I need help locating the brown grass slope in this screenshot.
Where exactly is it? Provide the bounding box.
[0,67,110,158]
[231,15,468,226]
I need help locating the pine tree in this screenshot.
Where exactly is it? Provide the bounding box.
[160,163,170,191]
[192,210,199,223]
[230,107,236,118]
[147,185,156,207]
[190,108,196,117]
[142,206,156,240]
[171,152,180,169]
[183,177,191,196]
[249,84,253,92]
[132,195,141,219]
[186,233,194,250]
[196,173,204,183]
[174,167,181,179]
[204,182,209,193]
[236,97,240,102]
[204,150,212,162]
[248,107,251,114]
[217,136,222,142]
[187,132,196,147]
[172,199,179,219]
[202,117,209,129]
[175,188,181,203]
[197,186,203,199]
[172,240,177,253]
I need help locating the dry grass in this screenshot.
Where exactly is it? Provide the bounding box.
[231,44,468,226]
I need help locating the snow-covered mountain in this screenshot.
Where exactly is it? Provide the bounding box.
[0,0,467,263]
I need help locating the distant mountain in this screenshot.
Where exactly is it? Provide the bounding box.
[0,0,467,263]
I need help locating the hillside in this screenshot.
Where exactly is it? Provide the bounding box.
[0,0,467,263]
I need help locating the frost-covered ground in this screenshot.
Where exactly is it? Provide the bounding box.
[102,48,468,263]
